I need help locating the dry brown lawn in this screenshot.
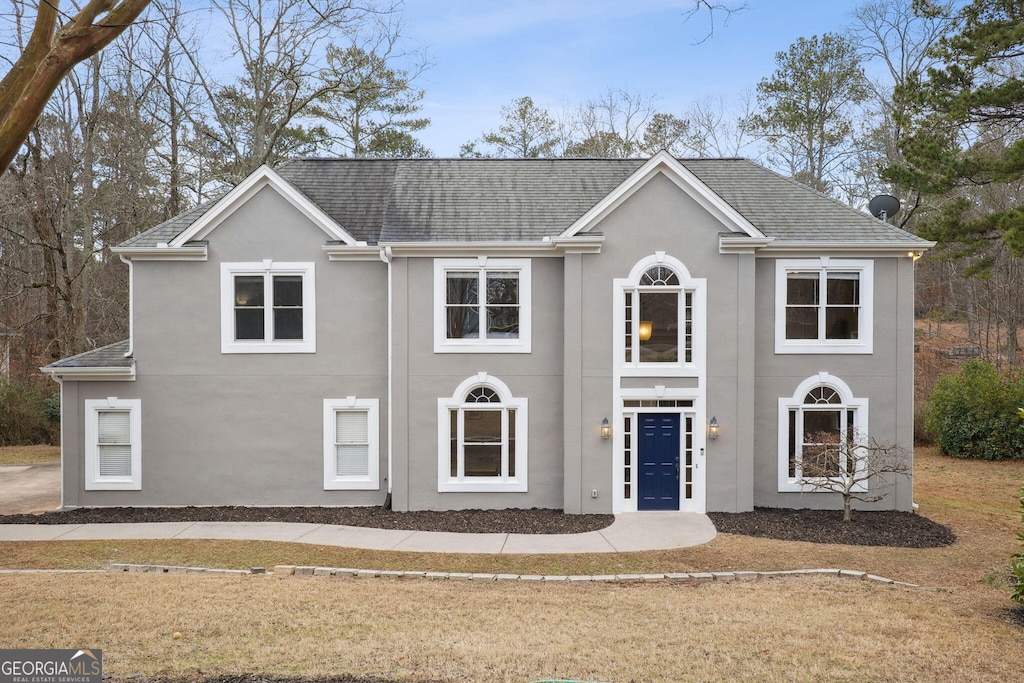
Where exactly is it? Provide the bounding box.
[0,444,59,465]
[1,446,1022,682]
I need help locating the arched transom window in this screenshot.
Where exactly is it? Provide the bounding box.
[624,265,692,364]
[438,374,528,492]
[779,374,868,491]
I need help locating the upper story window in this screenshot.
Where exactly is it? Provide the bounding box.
[437,373,528,492]
[433,258,531,353]
[220,261,316,354]
[624,265,692,364]
[778,373,868,492]
[775,259,873,355]
[84,397,142,490]
[615,254,704,377]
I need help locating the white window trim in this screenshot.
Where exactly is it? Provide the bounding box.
[84,397,142,491]
[220,261,316,354]
[777,373,869,492]
[774,258,873,354]
[433,258,532,353]
[323,397,380,490]
[613,252,706,378]
[437,373,528,492]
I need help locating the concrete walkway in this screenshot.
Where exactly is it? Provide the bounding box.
[0,512,717,554]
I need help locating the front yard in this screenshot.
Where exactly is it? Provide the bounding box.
[0,446,1021,682]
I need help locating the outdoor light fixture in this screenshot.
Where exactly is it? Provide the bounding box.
[600,417,612,440]
[638,320,653,342]
[708,416,720,440]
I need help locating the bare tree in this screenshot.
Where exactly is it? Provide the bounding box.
[685,92,756,157]
[796,431,911,522]
[0,0,152,172]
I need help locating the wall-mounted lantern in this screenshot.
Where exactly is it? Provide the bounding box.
[708,416,720,440]
[600,417,612,440]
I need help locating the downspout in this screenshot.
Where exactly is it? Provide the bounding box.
[380,246,393,508]
[118,255,135,358]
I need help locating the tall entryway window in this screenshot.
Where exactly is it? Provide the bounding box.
[613,253,707,514]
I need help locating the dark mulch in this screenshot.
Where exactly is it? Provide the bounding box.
[708,507,956,548]
[0,505,614,535]
[0,504,955,547]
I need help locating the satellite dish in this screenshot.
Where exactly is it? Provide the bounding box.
[869,194,901,221]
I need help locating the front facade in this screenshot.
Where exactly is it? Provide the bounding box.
[45,153,931,514]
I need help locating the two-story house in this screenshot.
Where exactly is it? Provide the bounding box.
[43,152,932,514]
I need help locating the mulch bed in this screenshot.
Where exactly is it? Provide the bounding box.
[0,506,614,535]
[0,504,956,547]
[708,507,956,548]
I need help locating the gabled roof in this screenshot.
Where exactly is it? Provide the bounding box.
[118,157,931,250]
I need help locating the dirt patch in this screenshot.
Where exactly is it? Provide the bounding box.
[708,507,955,548]
[138,677,434,683]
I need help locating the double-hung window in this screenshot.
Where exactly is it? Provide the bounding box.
[323,398,379,490]
[434,259,531,353]
[221,262,316,353]
[84,398,142,490]
[775,259,873,354]
[438,374,527,492]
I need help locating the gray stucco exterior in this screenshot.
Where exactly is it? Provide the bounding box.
[45,153,931,514]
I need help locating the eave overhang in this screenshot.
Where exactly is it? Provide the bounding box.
[41,364,136,382]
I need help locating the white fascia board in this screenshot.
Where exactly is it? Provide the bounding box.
[323,244,387,261]
[560,150,764,239]
[40,365,136,382]
[719,234,776,254]
[757,240,936,257]
[110,245,208,261]
[380,240,600,257]
[168,165,357,247]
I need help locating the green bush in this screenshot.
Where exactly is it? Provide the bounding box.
[1013,485,1024,606]
[0,378,59,446]
[925,359,1024,460]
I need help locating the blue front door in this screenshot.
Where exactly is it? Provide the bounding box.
[638,413,680,510]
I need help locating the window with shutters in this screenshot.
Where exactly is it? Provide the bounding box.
[84,398,142,490]
[323,398,379,490]
[221,261,316,353]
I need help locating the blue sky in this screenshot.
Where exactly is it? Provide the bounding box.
[400,0,871,156]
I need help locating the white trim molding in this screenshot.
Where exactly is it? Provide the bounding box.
[220,261,316,354]
[171,165,360,247]
[84,397,142,491]
[774,258,874,355]
[323,397,380,491]
[433,258,532,354]
[778,373,869,493]
[437,373,528,493]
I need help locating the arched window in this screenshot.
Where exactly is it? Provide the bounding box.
[778,374,868,491]
[624,265,692,364]
[438,374,528,492]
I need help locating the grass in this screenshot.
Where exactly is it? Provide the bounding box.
[1,446,1022,682]
[0,444,59,465]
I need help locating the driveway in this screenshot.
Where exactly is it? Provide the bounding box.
[0,463,60,514]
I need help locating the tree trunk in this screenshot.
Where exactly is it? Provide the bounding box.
[0,1,151,172]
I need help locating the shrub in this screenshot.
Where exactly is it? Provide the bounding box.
[0,378,59,446]
[1013,485,1024,606]
[925,359,1024,460]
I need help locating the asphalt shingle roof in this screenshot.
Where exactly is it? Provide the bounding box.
[121,157,928,248]
[43,340,132,369]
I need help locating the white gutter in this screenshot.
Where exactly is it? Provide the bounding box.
[380,245,394,503]
[118,255,135,357]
